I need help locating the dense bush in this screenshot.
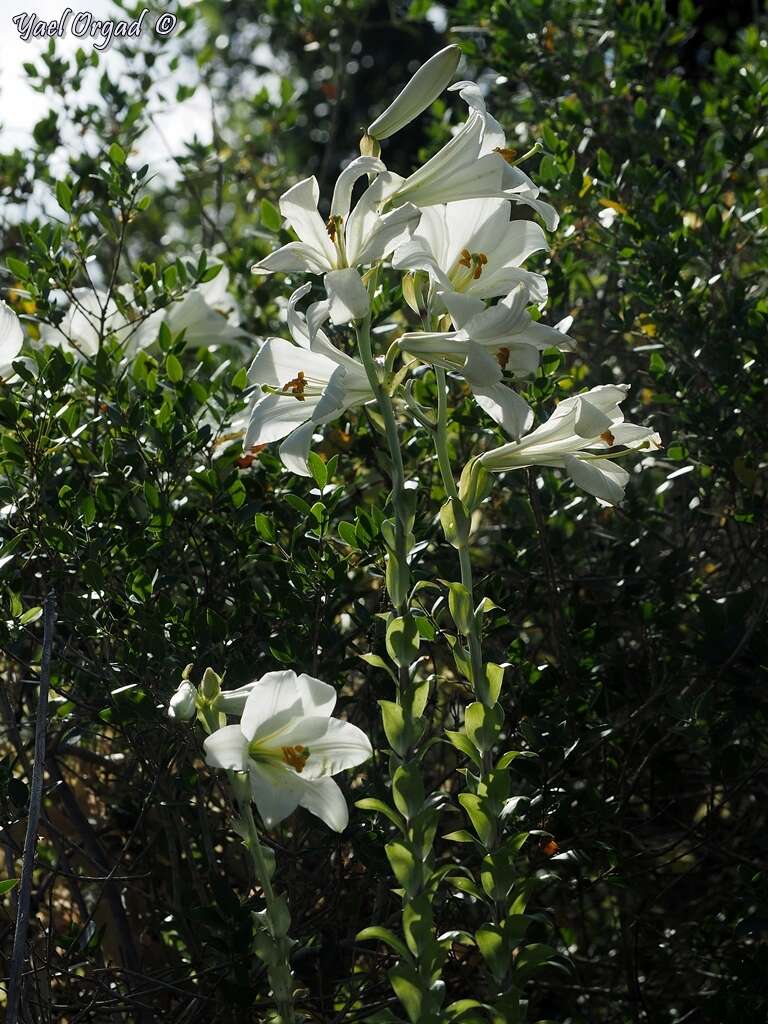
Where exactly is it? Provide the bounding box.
[1,1,766,1022]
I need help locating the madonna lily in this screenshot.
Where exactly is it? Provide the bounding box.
[393,197,548,305]
[0,300,24,381]
[399,285,573,438]
[130,266,250,351]
[479,384,662,505]
[39,288,130,358]
[203,669,372,831]
[253,159,419,324]
[245,283,373,475]
[383,82,558,229]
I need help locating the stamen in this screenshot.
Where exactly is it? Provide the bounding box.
[496,347,510,369]
[494,146,517,163]
[600,429,616,446]
[281,745,310,772]
[457,250,488,279]
[282,371,307,401]
[326,216,337,241]
[458,248,472,269]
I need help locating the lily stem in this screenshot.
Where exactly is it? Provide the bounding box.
[433,367,487,716]
[239,795,297,1024]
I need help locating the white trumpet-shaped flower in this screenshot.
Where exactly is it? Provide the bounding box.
[399,285,573,438]
[383,81,558,229]
[254,159,419,324]
[245,283,373,476]
[40,269,248,357]
[0,300,24,381]
[479,384,662,505]
[393,197,548,305]
[131,266,250,351]
[203,669,373,831]
[367,44,461,140]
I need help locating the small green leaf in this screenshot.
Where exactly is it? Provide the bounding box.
[165,353,183,382]
[260,197,282,232]
[0,878,18,896]
[108,142,126,165]
[357,925,412,961]
[355,797,405,832]
[55,180,73,212]
[307,450,328,489]
[385,615,420,669]
[385,840,422,897]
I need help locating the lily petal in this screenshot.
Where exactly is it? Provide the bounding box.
[472,382,534,440]
[249,761,304,827]
[324,269,370,324]
[279,176,337,268]
[563,454,630,506]
[297,776,349,831]
[331,156,385,218]
[242,671,302,741]
[296,673,337,717]
[0,300,24,380]
[299,717,373,780]
[203,725,249,772]
[255,241,334,275]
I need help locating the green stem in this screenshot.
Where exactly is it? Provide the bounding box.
[356,315,411,694]
[238,793,297,1024]
[433,367,486,712]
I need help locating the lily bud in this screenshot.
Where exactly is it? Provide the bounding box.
[367,44,461,141]
[200,666,222,700]
[359,132,381,158]
[167,680,198,721]
[459,457,493,512]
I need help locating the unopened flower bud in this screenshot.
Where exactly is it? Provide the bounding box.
[167,680,197,721]
[367,44,461,141]
[200,666,222,700]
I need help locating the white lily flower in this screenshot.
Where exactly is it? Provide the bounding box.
[254,159,419,324]
[130,266,250,351]
[480,384,662,505]
[393,196,548,305]
[245,283,373,476]
[39,288,130,358]
[40,269,248,357]
[167,680,198,721]
[0,300,24,381]
[399,284,573,438]
[367,44,461,140]
[203,669,372,832]
[213,680,260,715]
[384,81,558,229]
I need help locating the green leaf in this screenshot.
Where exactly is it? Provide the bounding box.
[260,197,282,232]
[392,763,425,820]
[379,699,408,757]
[385,840,422,897]
[464,701,504,755]
[388,962,423,1024]
[108,142,126,165]
[55,180,73,212]
[476,923,509,983]
[360,653,397,684]
[385,615,420,668]
[458,793,496,846]
[5,256,29,281]
[19,606,43,626]
[165,353,183,383]
[446,581,474,635]
[338,521,359,548]
[307,450,327,489]
[357,925,412,961]
[0,878,18,896]
[355,797,405,832]
[254,513,276,542]
[445,730,482,768]
[513,942,557,984]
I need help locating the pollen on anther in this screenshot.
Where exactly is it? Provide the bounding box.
[600,429,616,446]
[281,745,310,772]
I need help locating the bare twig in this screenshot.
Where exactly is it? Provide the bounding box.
[6,590,56,1024]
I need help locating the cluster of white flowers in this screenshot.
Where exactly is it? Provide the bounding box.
[246,45,661,501]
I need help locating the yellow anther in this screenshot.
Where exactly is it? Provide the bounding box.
[600,429,616,446]
[281,745,310,772]
[282,371,307,401]
[496,347,510,369]
[493,146,517,163]
[326,216,337,241]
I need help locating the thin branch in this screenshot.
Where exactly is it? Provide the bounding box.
[6,590,56,1024]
